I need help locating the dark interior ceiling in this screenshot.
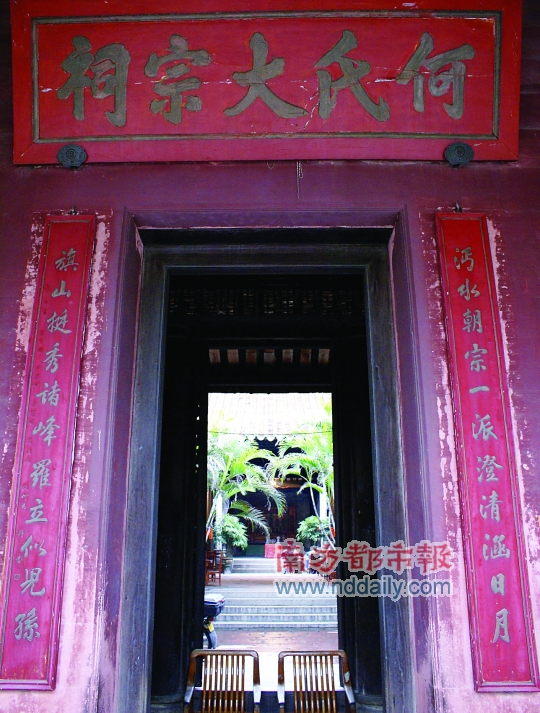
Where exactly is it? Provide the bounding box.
[154,227,387,389]
[167,272,368,390]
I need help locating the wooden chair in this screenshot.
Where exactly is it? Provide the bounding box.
[277,650,356,713]
[205,550,223,586]
[184,649,261,712]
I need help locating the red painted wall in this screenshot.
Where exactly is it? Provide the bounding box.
[1,2,540,712]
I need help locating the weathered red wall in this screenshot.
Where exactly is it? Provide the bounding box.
[1,2,540,712]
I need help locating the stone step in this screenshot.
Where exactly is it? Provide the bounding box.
[219,615,338,625]
[213,598,337,628]
[223,605,337,614]
[216,589,338,626]
[220,607,337,618]
[223,597,337,615]
[220,610,337,618]
[207,571,338,629]
[223,596,336,603]
[215,621,338,630]
[219,602,338,609]
[232,563,277,573]
[224,589,328,592]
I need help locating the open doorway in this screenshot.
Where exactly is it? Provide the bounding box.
[151,269,382,706]
[120,227,414,713]
[205,391,338,691]
[206,391,334,556]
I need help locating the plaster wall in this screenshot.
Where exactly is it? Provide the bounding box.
[1,3,540,712]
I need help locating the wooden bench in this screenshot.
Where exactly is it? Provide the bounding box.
[277,650,356,713]
[184,649,261,712]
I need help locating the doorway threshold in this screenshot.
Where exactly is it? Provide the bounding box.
[152,690,381,712]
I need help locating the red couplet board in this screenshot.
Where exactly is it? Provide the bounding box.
[437,214,539,691]
[0,216,95,689]
[11,0,522,163]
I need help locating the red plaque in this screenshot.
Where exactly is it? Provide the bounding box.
[11,0,522,163]
[0,216,95,689]
[437,214,539,691]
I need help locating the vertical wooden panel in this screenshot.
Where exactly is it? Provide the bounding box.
[437,213,539,690]
[0,215,95,689]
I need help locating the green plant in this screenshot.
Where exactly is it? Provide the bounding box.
[206,415,286,547]
[215,513,249,550]
[296,515,331,545]
[267,400,335,544]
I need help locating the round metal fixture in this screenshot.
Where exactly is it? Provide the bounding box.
[57,144,87,168]
[444,142,474,167]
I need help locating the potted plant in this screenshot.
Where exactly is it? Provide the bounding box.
[214,514,248,571]
[296,515,332,549]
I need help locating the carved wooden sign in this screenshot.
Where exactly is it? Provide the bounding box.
[436,214,539,691]
[11,0,522,163]
[0,216,95,689]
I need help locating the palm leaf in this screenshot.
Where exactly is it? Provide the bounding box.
[229,500,270,537]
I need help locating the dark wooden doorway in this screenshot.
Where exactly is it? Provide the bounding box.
[151,262,383,706]
[121,227,414,713]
